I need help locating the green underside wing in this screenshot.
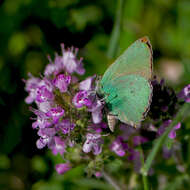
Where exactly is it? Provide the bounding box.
[99,37,153,126]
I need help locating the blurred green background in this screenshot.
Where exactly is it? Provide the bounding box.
[1,0,190,189]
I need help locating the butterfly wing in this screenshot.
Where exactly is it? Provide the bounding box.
[101,37,152,85]
[102,75,152,126]
[99,37,153,126]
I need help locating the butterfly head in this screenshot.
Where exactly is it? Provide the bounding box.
[95,76,103,95]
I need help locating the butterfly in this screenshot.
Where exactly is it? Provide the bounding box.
[97,37,153,131]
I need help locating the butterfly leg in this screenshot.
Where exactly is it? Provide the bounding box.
[99,96,107,103]
[97,93,111,104]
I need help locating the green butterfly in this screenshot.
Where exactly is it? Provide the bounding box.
[98,37,153,131]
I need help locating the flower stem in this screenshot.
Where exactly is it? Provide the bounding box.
[140,148,149,190]
[107,0,125,59]
[102,170,124,190]
[142,175,149,190]
[141,103,190,176]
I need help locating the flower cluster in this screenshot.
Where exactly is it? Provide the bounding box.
[24,44,189,176]
[25,45,105,174]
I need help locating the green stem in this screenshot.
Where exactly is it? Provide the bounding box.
[102,170,124,190]
[142,175,149,190]
[141,103,190,176]
[107,0,125,59]
[140,149,149,190]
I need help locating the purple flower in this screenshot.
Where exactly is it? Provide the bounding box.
[44,45,85,76]
[78,76,103,124]
[83,133,103,155]
[46,107,64,123]
[37,101,52,113]
[158,120,181,139]
[32,117,51,129]
[61,45,85,75]
[168,122,181,139]
[25,74,40,92]
[87,122,107,133]
[178,84,190,102]
[25,90,37,104]
[38,128,56,138]
[73,76,103,124]
[95,171,102,178]
[133,136,148,146]
[79,76,95,91]
[36,128,56,149]
[88,124,102,133]
[157,120,172,136]
[25,77,54,104]
[73,90,92,108]
[44,54,62,76]
[53,74,71,93]
[44,64,58,76]
[88,100,103,124]
[52,136,66,155]
[110,137,127,157]
[31,109,52,129]
[24,75,41,104]
[57,119,75,134]
[36,85,54,103]
[36,138,47,149]
[44,62,60,77]
[55,163,71,175]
